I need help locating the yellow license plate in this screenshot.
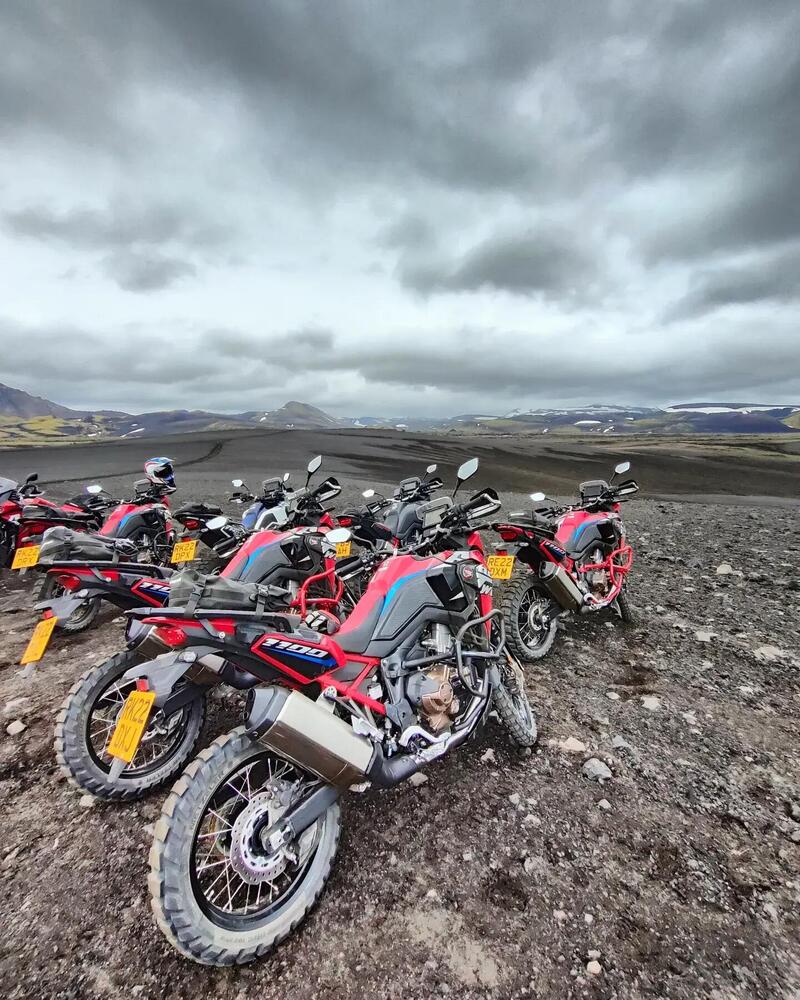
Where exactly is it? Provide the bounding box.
[11,545,40,569]
[20,615,59,665]
[487,555,516,580]
[335,541,352,558]
[107,689,157,764]
[171,539,198,563]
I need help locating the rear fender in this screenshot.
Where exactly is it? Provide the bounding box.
[34,593,87,619]
[121,649,224,708]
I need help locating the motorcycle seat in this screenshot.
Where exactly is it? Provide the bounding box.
[335,598,384,654]
[505,512,556,538]
[174,501,223,518]
[21,505,95,522]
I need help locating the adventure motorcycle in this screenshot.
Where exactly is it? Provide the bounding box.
[0,474,117,568]
[53,473,345,800]
[493,461,639,660]
[128,459,535,965]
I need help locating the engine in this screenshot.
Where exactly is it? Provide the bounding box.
[406,625,461,734]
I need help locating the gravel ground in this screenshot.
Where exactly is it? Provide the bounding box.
[0,475,799,1000]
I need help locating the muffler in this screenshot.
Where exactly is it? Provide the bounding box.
[246,687,374,787]
[538,562,586,612]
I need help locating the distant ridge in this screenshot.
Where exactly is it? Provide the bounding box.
[0,381,798,444]
[0,382,83,420]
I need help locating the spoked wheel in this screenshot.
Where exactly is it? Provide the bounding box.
[498,577,558,662]
[38,575,99,633]
[493,651,538,747]
[54,650,206,800]
[614,586,636,623]
[149,729,341,965]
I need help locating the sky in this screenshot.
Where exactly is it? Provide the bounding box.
[0,0,798,418]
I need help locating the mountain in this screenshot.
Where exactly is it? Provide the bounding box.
[0,380,799,446]
[251,401,342,429]
[0,382,82,419]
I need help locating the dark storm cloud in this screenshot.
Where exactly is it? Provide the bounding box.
[665,245,800,321]
[102,251,197,293]
[2,1,800,412]
[4,202,227,251]
[399,229,596,298]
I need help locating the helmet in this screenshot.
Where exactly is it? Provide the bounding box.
[143,457,176,492]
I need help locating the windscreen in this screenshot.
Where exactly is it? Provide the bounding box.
[0,477,18,501]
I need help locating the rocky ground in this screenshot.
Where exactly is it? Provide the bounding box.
[0,483,799,1000]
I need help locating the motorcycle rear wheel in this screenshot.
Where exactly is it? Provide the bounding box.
[149,729,341,965]
[498,577,558,662]
[54,649,206,800]
[39,575,100,633]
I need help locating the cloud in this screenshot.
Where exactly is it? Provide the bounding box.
[102,250,197,292]
[399,228,596,298]
[4,201,227,251]
[664,244,800,321]
[1,1,799,414]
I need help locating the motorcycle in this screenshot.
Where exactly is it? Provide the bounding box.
[94,477,177,563]
[52,472,345,800]
[493,461,639,661]
[131,459,536,965]
[0,474,116,568]
[231,456,333,532]
[33,502,240,634]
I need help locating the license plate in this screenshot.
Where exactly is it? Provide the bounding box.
[107,689,157,764]
[487,555,515,580]
[171,539,198,563]
[11,545,40,569]
[20,615,59,664]
[335,541,352,558]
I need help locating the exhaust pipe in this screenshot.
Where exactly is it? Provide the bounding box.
[538,562,586,612]
[246,687,374,787]
[247,676,491,790]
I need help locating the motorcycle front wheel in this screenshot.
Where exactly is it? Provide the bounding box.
[149,728,341,965]
[493,652,538,747]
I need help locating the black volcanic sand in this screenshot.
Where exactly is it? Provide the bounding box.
[0,441,799,1000]
[1,426,799,501]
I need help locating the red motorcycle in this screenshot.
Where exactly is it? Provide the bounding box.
[0,473,114,568]
[493,461,639,661]
[52,477,351,803]
[119,460,535,964]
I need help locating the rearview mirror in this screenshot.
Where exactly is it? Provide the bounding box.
[86,484,103,495]
[454,457,479,496]
[205,516,228,530]
[307,455,322,475]
[25,473,38,483]
[362,489,376,498]
[283,472,290,482]
[530,491,546,502]
[457,458,479,482]
[326,527,351,545]
[231,479,244,488]
[426,464,437,474]
[614,461,631,476]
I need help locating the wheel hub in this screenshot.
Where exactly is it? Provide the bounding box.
[229,791,291,884]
